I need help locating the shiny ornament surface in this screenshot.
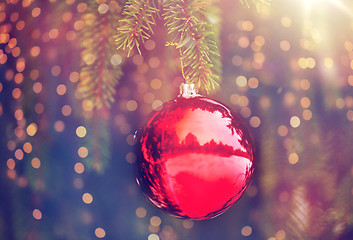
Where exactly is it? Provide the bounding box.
[135,96,254,220]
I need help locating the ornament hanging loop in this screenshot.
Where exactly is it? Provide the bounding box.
[179,83,201,98]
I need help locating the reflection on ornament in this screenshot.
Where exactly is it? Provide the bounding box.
[135,96,254,220]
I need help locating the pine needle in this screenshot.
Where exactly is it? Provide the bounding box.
[77,1,123,109]
[163,0,220,93]
[115,0,159,56]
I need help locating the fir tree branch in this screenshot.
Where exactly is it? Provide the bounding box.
[78,1,123,109]
[85,108,111,173]
[115,0,159,56]
[163,0,220,93]
[240,0,271,12]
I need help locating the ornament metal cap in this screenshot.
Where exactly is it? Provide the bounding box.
[179,83,201,98]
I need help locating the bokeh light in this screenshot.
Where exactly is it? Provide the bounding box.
[136,207,147,218]
[76,126,87,138]
[33,209,42,220]
[95,228,106,238]
[0,1,352,239]
[241,226,252,236]
[31,158,41,169]
[82,193,93,204]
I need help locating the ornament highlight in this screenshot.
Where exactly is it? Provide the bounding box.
[135,96,254,220]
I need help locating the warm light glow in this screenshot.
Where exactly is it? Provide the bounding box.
[61,105,72,116]
[98,4,109,14]
[12,47,20,57]
[126,152,136,163]
[16,58,25,72]
[248,77,259,88]
[33,82,42,94]
[95,228,106,238]
[51,65,61,76]
[260,96,271,109]
[149,57,160,68]
[7,158,15,169]
[241,226,252,236]
[151,78,162,89]
[74,20,85,31]
[250,116,261,128]
[56,84,66,95]
[300,97,311,108]
[66,30,76,41]
[7,141,16,151]
[14,109,23,120]
[54,120,65,132]
[238,37,250,48]
[281,17,292,27]
[26,123,38,136]
[82,193,93,204]
[240,107,251,118]
[8,38,17,48]
[23,142,32,153]
[30,69,39,80]
[232,55,243,66]
[74,162,85,174]
[239,96,249,107]
[300,79,311,90]
[14,73,23,84]
[126,134,136,146]
[82,99,94,111]
[275,230,286,240]
[49,28,59,39]
[83,53,96,65]
[277,125,288,137]
[152,100,163,110]
[15,149,24,160]
[12,88,21,99]
[182,220,194,229]
[35,103,44,114]
[280,40,291,51]
[347,110,353,121]
[298,57,316,69]
[78,147,88,158]
[236,75,247,87]
[324,57,334,68]
[144,40,156,50]
[7,169,17,179]
[126,100,138,111]
[111,54,122,65]
[73,178,84,189]
[302,109,313,120]
[69,72,80,83]
[288,153,299,164]
[31,158,41,169]
[290,116,301,128]
[76,126,87,138]
[136,207,147,218]
[148,234,160,240]
[150,216,161,227]
[335,98,345,109]
[32,7,41,17]
[77,3,88,13]
[33,209,42,220]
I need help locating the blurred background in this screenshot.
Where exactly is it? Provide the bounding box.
[1,0,353,239]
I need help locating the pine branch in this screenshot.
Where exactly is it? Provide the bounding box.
[163,0,220,93]
[84,108,111,173]
[240,0,271,11]
[78,1,123,109]
[115,0,159,56]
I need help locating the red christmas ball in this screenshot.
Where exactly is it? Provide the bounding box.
[135,96,254,220]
